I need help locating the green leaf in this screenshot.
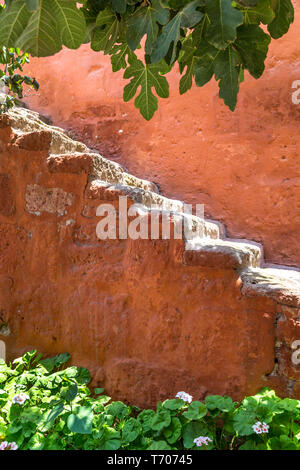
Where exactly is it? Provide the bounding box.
[238,65,245,83]
[111,0,126,13]
[52,0,86,49]
[206,0,244,49]
[110,39,136,72]
[45,402,65,425]
[178,35,219,93]
[53,353,71,367]
[102,438,121,450]
[180,0,204,27]
[126,0,169,54]
[192,13,211,45]
[178,37,196,93]
[182,421,211,448]
[167,0,194,7]
[193,41,221,87]
[91,7,121,54]
[44,432,66,450]
[60,366,77,379]
[40,353,70,372]
[151,0,203,64]
[148,440,172,450]
[235,24,270,78]
[162,398,187,410]
[27,432,45,450]
[150,410,171,431]
[244,0,275,24]
[122,417,142,443]
[0,0,31,47]
[9,404,22,422]
[267,0,294,38]
[6,422,23,435]
[76,367,91,384]
[183,401,207,420]
[205,395,236,413]
[163,417,182,444]
[123,55,169,120]
[67,406,94,434]
[214,45,241,110]
[239,439,258,450]
[233,410,257,435]
[137,409,156,433]
[279,398,300,412]
[105,401,129,419]
[20,406,42,424]
[16,0,62,56]
[65,383,78,402]
[97,395,111,405]
[26,0,39,11]
[237,0,258,5]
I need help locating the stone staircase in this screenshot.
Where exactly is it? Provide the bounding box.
[6,106,300,306]
[1,106,300,404]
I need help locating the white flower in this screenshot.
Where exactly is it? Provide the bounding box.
[0,389,6,394]
[252,421,269,434]
[0,441,8,451]
[193,436,213,447]
[176,391,193,403]
[262,423,269,433]
[0,441,18,451]
[12,393,30,405]
[8,442,18,450]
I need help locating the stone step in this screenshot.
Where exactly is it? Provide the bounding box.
[2,108,224,242]
[47,153,159,193]
[3,108,88,154]
[84,179,221,240]
[183,238,262,270]
[241,266,300,307]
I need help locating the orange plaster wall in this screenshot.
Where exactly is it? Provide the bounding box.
[1,124,298,406]
[23,0,300,267]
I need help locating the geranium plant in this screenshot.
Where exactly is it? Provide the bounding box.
[0,351,299,450]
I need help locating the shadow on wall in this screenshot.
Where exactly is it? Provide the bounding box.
[23,0,300,268]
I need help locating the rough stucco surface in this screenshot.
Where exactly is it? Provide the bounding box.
[0,110,299,407]
[23,0,300,268]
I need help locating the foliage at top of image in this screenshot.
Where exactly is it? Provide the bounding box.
[0,4,38,113]
[0,350,299,450]
[0,0,295,119]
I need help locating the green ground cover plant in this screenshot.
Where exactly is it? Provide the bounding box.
[0,350,299,450]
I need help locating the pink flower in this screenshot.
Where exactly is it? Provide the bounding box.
[8,442,18,450]
[193,436,213,447]
[0,441,18,451]
[0,441,8,450]
[176,391,193,403]
[12,393,29,405]
[252,421,269,434]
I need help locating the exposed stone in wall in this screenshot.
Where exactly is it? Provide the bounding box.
[0,108,299,407]
[25,184,75,216]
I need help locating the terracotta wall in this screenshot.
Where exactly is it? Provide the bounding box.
[23,0,300,268]
[0,119,299,406]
